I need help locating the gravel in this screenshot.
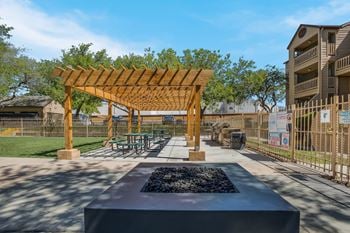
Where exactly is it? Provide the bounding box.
[141,167,237,193]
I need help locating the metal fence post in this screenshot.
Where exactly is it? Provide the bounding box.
[42,119,45,137]
[86,118,89,137]
[257,112,260,149]
[20,118,23,136]
[331,96,339,178]
[291,104,296,162]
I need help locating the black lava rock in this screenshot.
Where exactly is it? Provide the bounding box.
[141,167,237,193]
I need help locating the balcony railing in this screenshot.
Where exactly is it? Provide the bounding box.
[295,46,318,66]
[295,78,318,94]
[327,43,335,56]
[336,55,350,73]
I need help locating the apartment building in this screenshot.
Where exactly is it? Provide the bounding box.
[286,22,350,105]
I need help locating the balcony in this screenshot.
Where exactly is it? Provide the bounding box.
[294,46,318,71]
[295,77,318,97]
[336,54,350,76]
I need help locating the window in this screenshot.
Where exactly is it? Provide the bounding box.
[328,32,336,43]
[328,63,335,77]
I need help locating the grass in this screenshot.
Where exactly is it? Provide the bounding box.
[0,136,104,158]
[247,138,349,166]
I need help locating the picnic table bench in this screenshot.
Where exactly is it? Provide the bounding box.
[114,141,143,154]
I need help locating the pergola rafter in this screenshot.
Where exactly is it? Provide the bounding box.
[53,66,212,111]
[53,65,213,160]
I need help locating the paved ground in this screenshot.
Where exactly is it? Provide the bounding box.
[0,137,349,233]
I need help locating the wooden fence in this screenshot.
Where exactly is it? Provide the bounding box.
[215,95,350,184]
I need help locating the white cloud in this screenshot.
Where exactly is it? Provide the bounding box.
[0,0,148,59]
[283,0,350,28]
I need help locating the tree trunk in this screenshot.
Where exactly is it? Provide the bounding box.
[75,101,84,117]
[114,104,128,113]
[200,106,207,120]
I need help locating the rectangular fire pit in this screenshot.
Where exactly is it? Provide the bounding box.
[85,163,299,233]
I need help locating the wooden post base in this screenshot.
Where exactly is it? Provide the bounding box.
[188,150,205,161]
[186,140,195,147]
[185,135,189,141]
[57,149,80,160]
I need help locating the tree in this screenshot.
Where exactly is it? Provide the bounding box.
[181,49,232,115]
[112,48,234,116]
[242,65,285,112]
[0,23,38,104]
[225,57,256,103]
[34,43,113,116]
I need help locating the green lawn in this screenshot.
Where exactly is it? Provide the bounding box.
[0,137,104,158]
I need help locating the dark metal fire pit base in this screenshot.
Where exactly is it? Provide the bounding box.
[84,163,299,233]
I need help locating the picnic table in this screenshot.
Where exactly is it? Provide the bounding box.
[152,129,166,139]
[124,132,150,150]
[153,129,172,140]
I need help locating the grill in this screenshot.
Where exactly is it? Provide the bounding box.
[230,132,246,150]
[211,122,230,142]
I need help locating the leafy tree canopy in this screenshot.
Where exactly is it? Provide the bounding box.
[2,23,285,115]
[0,22,38,104]
[32,43,113,116]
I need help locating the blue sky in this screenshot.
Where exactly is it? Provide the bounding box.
[1,0,350,68]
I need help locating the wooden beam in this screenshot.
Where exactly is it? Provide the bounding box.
[52,66,214,113]
[75,86,139,110]
[186,109,190,136]
[137,110,141,133]
[54,67,213,87]
[194,85,201,151]
[189,102,194,141]
[107,100,113,139]
[64,86,73,149]
[185,86,196,110]
[128,107,132,133]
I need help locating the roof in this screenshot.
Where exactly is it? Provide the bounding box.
[0,96,53,107]
[286,23,348,49]
[53,66,213,111]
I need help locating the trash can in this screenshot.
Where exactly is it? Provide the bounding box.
[230,132,246,150]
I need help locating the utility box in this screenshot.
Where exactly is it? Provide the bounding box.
[230,132,246,150]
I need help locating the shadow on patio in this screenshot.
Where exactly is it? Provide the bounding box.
[82,137,189,161]
[0,161,135,232]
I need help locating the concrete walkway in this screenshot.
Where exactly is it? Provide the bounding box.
[0,137,349,232]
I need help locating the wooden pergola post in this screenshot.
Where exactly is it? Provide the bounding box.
[137,110,141,133]
[57,86,80,160]
[64,86,73,150]
[185,109,190,141]
[186,102,195,147]
[107,100,113,139]
[128,107,132,133]
[188,85,205,161]
[189,103,194,141]
[194,85,201,151]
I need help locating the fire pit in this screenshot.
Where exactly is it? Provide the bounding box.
[141,167,237,193]
[85,163,299,233]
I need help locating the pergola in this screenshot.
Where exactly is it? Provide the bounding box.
[53,65,213,160]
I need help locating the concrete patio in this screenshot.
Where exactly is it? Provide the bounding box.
[0,137,349,233]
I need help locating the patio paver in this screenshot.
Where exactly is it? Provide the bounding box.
[0,137,349,232]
